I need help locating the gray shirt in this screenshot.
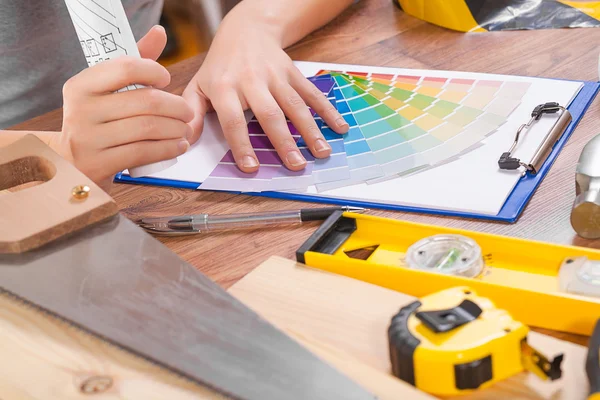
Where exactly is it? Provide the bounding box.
[0,0,163,129]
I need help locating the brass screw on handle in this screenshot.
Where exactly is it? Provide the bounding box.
[72,185,90,200]
[79,376,113,394]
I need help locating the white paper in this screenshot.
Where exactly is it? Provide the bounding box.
[64,0,177,176]
[129,61,584,216]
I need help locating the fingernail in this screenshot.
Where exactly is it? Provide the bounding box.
[286,151,306,167]
[336,117,349,128]
[242,155,259,168]
[314,139,331,153]
[178,140,190,153]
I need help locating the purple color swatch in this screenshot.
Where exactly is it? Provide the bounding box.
[201,75,336,193]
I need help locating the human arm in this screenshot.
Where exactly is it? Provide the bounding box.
[1,27,192,192]
[242,0,357,49]
[183,0,356,173]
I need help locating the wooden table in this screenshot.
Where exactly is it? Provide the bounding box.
[12,0,600,347]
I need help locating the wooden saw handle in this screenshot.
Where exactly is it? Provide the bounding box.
[0,135,118,254]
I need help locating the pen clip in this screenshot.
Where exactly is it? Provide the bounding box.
[135,217,199,236]
[139,225,200,236]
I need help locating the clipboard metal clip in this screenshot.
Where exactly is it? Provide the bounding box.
[498,102,572,175]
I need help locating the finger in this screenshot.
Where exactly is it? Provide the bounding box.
[66,57,170,95]
[92,88,194,124]
[289,68,349,134]
[99,137,190,175]
[245,87,306,171]
[95,116,192,149]
[137,25,167,61]
[271,82,331,159]
[182,80,211,144]
[211,92,259,173]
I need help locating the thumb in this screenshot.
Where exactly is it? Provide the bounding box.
[182,81,211,145]
[137,25,167,61]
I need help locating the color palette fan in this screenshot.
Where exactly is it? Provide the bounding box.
[200,70,530,193]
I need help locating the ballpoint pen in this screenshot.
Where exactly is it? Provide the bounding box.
[136,206,367,235]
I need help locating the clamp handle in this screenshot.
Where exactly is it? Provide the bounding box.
[531,102,562,119]
[498,102,571,174]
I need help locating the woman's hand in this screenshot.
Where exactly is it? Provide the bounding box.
[183,5,349,173]
[50,26,193,190]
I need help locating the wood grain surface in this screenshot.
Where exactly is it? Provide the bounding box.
[229,256,590,400]
[9,0,600,347]
[0,294,224,399]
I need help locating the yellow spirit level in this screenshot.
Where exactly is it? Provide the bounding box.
[388,287,562,396]
[296,211,600,336]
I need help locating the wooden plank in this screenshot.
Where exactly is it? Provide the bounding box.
[228,256,591,400]
[0,294,225,399]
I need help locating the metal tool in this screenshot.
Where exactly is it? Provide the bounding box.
[571,133,600,238]
[587,319,600,400]
[0,135,376,400]
[498,102,572,174]
[388,287,563,396]
[137,206,366,235]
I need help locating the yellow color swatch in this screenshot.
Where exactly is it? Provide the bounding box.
[365,88,387,101]
[416,86,442,97]
[383,97,407,111]
[413,114,444,131]
[397,105,424,120]
[393,82,418,91]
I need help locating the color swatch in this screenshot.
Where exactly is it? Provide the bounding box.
[200,75,337,192]
[201,69,528,192]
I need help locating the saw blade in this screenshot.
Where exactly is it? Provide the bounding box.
[0,215,375,400]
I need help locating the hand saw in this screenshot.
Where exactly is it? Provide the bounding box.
[0,135,376,400]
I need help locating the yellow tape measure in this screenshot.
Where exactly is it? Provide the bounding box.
[387,287,563,396]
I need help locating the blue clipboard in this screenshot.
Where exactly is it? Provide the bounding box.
[115,80,600,223]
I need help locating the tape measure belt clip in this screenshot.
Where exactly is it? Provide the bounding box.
[415,299,483,333]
